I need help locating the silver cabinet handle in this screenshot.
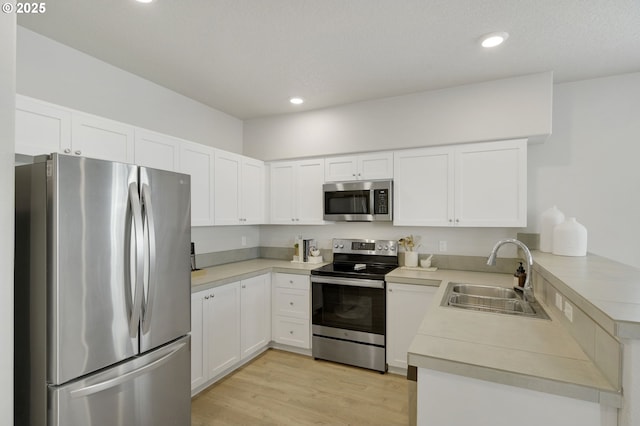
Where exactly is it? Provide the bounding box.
[63,148,71,153]
[456,219,460,223]
[205,295,210,300]
[75,150,82,155]
[242,284,246,288]
[389,289,393,292]
[289,301,294,305]
[289,330,294,334]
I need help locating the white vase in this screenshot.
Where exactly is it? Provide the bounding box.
[552,217,587,256]
[540,206,565,253]
[404,251,418,267]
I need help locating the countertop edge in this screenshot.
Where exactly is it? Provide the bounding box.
[191,259,327,292]
[407,351,623,408]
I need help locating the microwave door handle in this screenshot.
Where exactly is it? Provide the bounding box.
[369,190,375,216]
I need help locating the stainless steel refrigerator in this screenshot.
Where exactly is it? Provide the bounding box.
[15,153,192,426]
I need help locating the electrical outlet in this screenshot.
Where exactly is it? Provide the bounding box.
[563,302,573,322]
[439,241,447,252]
[241,236,247,246]
[555,293,563,310]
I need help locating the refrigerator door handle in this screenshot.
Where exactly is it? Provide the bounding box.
[68,340,188,399]
[141,183,157,333]
[128,182,145,338]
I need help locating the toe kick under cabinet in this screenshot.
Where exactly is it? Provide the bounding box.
[272,273,311,349]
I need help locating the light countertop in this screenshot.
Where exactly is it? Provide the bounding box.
[533,251,640,338]
[400,265,622,407]
[191,258,328,292]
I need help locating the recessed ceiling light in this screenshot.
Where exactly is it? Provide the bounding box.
[480,32,509,48]
[136,0,154,3]
[289,97,304,105]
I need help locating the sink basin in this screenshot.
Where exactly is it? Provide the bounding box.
[451,283,518,299]
[441,282,550,320]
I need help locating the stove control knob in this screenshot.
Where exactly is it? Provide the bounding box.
[377,245,382,250]
[339,244,344,249]
[390,245,396,251]
[334,244,338,249]
[384,245,389,250]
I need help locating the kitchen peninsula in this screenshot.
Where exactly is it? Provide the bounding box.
[402,251,639,426]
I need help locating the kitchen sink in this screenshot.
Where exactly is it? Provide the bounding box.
[442,282,550,320]
[451,283,518,299]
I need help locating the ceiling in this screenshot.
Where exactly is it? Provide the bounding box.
[17,0,640,120]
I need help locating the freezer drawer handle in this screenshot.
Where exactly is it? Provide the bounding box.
[128,182,145,338]
[69,341,187,399]
[141,183,157,334]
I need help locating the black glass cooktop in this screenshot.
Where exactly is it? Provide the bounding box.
[311,262,398,281]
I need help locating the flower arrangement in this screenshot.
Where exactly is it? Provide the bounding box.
[399,235,420,252]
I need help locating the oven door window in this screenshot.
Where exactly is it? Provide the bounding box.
[312,283,385,335]
[324,190,371,215]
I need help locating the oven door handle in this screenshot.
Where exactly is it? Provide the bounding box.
[310,276,385,289]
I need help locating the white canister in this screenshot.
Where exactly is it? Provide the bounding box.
[404,251,418,267]
[540,206,565,253]
[552,217,587,256]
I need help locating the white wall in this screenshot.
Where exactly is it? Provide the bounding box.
[527,73,640,268]
[192,225,260,254]
[17,27,243,153]
[244,72,552,161]
[1,7,15,424]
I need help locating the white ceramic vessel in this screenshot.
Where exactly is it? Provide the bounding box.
[552,217,587,256]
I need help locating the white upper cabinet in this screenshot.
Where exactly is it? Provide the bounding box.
[393,146,454,226]
[15,96,72,156]
[214,151,265,225]
[180,141,215,227]
[71,113,135,163]
[134,129,181,171]
[325,151,393,181]
[270,158,325,224]
[394,139,527,227]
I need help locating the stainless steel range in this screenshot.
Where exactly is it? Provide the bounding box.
[311,238,398,372]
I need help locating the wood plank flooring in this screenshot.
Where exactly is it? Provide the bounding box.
[191,349,409,425]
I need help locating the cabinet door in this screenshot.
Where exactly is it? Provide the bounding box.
[296,159,325,224]
[269,162,296,224]
[240,158,265,224]
[358,151,394,180]
[134,129,180,171]
[240,274,271,359]
[71,113,135,163]
[15,96,72,156]
[206,282,241,379]
[190,292,206,392]
[324,156,358,182]
[393,147,454,226]
[180,141,215,226]
[214,151,241,225]
[454,139,527,227]
[386,283,437,371]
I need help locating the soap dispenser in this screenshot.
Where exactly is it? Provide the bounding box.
[514,262,526,287]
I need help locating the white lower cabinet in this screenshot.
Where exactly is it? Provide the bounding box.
[240,274,271,359]
[272,273,311,349]
[191,273,271,394]
[386,282,438,372]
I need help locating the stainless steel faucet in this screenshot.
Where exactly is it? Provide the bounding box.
[487,239,534,301]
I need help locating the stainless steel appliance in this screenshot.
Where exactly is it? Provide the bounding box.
[14,153,191,426]
[323,179,393,221]
[311,239,398,372]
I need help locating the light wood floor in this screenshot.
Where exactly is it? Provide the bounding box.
[191,349,409,425]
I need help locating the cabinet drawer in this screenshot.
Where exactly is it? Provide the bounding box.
[274,273,309,290]
[273,317,310,349]
[274,288,309,319]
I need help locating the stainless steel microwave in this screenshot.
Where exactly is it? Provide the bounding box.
[323,180,393,222]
